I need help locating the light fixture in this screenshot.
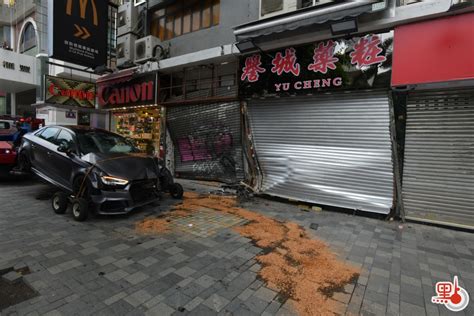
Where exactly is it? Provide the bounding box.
[330,18,358,36]
[235,39,259,54]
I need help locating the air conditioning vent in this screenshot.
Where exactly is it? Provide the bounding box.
[134,36,162,64]
[117,34,137,68]
[118,3,139,37]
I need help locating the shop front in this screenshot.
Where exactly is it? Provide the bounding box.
[392,13,474,229]
[240,32,396,215]
[97,71,161,156]
[159,61,244,184]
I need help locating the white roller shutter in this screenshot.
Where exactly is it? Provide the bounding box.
[403,89,474,228]
[248,91,394,214]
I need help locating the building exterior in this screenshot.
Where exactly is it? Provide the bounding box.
[0,0,117,127]
[98,0,258,183]
[234,0,474,228]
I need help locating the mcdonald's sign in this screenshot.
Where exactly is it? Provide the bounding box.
[48,0,108,68]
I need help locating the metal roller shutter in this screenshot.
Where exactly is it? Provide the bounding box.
[166,102,244,183]
[248,91,394,214]
[403,89,474,228]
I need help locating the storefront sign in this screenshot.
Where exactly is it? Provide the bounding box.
[240,32,393,97]
[45,75,96,108]
[98,74,157,108]
[48,0,108,68]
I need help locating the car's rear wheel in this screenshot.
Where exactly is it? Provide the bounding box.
[18,151,31,172]
[52,192,68,214]
[72,198,88,222]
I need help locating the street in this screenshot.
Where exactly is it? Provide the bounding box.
[0,178,473,316]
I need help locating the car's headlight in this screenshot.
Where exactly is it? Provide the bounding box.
[100,175,129,187]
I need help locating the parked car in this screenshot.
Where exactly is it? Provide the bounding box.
[18,126,183,221]
[0,141,16,176]
[0,119,16,141]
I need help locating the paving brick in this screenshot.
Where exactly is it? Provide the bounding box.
[202,294,230,312]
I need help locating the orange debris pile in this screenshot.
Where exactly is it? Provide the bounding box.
[135,192,359,315]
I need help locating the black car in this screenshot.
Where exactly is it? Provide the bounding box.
[18,126,182,221]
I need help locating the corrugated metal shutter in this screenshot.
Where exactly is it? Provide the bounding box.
[248,91,394,214]
[166,102,244,183]
[403,89,474,228]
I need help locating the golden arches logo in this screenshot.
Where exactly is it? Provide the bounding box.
[66,0,98,26]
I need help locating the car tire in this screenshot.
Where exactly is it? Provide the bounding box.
[18,151,31,172]
[170,183,184,199]
[72,198,89,222]
[52,192,68,214]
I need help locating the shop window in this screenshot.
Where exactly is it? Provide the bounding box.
[150,0,220,41]
[112,109,161,155]
[19,22,37,55]
[261,0,283,16]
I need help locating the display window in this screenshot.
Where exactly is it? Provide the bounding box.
[111,108,161,156]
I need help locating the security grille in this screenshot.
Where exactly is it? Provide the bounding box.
[248,91,394,214]
[167,102,243,183]
[403,89,474,228]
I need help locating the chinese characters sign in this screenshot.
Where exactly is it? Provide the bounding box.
[240,33,392,97]
[48,0,108,68]
[45,75,96,108]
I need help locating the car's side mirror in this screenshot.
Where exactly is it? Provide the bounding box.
[58,142,72,155]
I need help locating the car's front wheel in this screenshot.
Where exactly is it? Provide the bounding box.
[52,191,68,214]
[72,198,88,222]
[170,183,184,199]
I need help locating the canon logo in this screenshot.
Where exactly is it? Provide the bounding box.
[98,81,154,107]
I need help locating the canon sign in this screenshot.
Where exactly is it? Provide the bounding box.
[97,74,157,108]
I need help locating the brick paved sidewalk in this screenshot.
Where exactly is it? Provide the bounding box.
[0,178,473,316]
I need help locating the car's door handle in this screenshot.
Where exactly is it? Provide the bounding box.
[47,152,52,156]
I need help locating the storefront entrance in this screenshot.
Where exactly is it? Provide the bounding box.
[248,91,394,214]
[111,107,161,156]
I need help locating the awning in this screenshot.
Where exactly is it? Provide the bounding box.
[96,68,138,86]
[234,2,374,41]
[32,103,106,114]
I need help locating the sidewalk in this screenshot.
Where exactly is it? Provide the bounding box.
[0,178,472,316]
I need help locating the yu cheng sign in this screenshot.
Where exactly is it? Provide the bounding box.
[48,0,108,68]
[240,32,393,97]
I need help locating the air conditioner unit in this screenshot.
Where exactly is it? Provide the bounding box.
[117,34,137,68]
[134,35,162,64]
[118,3,139,36]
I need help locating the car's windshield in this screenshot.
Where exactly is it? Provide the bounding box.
[76,131,138,155]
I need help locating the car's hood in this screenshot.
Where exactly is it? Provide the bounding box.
[81,152,160,181]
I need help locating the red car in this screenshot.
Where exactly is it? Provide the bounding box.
[0,141,16,176]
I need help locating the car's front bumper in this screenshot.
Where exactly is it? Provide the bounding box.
[91,179,160,215]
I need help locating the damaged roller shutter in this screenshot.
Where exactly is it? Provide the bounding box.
[403,89,474,229]
[248,91,394,214]
[166,102,244,183]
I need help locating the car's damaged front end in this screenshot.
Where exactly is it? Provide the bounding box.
[81,152,163,215]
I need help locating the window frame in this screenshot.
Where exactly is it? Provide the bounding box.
[150,0,220,41]
[19,22,37,54]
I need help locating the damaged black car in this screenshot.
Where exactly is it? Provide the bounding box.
[18,126,182,221]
